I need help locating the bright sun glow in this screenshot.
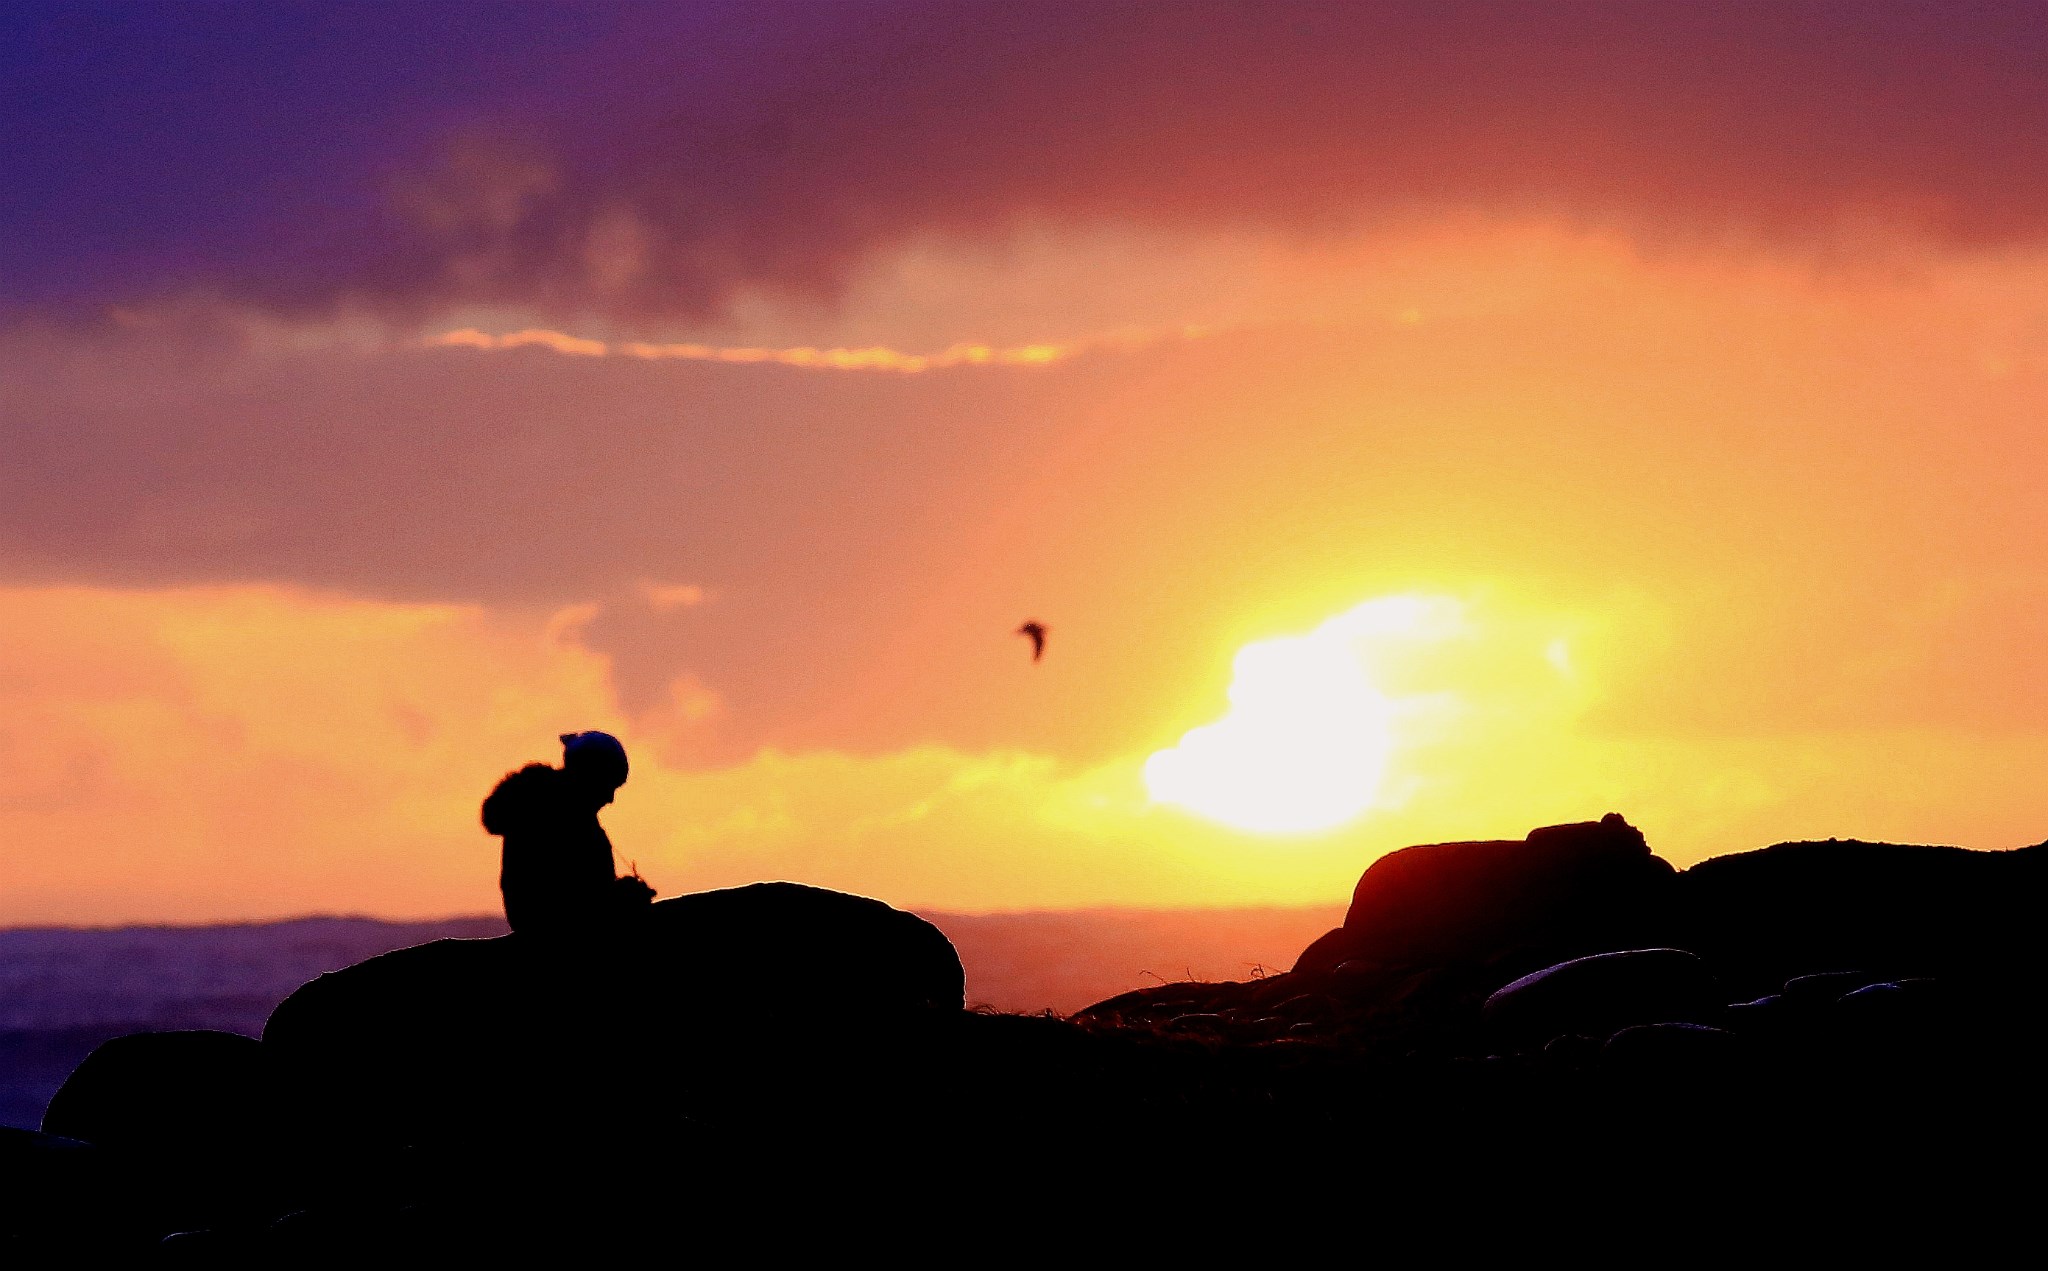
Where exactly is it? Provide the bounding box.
[1144,595,1462,833]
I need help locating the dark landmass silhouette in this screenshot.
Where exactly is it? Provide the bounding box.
[8,816,2046,1258]
[0,906,1336,1132]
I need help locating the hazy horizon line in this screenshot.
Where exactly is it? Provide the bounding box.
[0,901,1350,937]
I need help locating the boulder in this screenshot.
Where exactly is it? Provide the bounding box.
[634,882,965,1015]
[262,935,542,1150]
[1673,839,2048,994]
[1483,948,1721,1049]
[1720,994,1789,1035]
[1828,979,1953,1051]
[619,884,968,1121]
[1295,814,1677,974]
[1782,970,1884,1003]
[39,1030,281,1235]
[0,1127,108,1252]
[261,883,964,1151]
[1600,1022,1741,1074]
[42,1030,269,1152]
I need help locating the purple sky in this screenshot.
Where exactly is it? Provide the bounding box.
[9,3,2048,323]
[1,1,771,311]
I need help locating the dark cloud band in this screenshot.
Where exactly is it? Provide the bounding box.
[7,2,2048,324]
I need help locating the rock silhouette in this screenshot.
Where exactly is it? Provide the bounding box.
[1293,812,1675,974]
[40,1030,281,1238]
[1671,837,2048,994]
[1482,947,1721,1048]
[637,881,965,1013]
[42,1031,268,1156]
[10,815,2047,1258]
[259,882,965,1162]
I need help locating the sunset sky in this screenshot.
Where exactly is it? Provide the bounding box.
[7,2,2048,925]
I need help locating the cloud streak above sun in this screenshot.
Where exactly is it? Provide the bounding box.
[423,327,1131,373]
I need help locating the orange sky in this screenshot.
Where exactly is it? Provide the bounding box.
[8,225,2048,924]
[6,7,2048,924]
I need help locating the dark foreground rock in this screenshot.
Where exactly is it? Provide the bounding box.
[43,1031,269,1152]
[40,1031,282,1236]
[1673,838,2048,994]
[10,831,2048,1260]
[260,883,965,1156]
[1482,947,1721,1047]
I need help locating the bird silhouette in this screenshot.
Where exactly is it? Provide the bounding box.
[1016,621,1047,662]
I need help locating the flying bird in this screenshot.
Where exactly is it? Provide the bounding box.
[1016,621,1047,662]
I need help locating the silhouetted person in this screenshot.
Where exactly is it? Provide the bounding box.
[1017,620,1047,662]
[481,731,654,937]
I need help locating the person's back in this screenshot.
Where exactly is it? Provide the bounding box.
[481,732,652,937]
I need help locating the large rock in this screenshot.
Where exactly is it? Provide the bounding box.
[1673,839,2048,994]
[1482,948,1721,1049]
[262,935,540,1150]
[0,1127,166,1259]
[39,1030,281,1234]
[1598,1022,1742,1079]
[261,883,965,1151]
[1295,814,1677,974]
[635,882,965,1015]
[42,1030,269,1151]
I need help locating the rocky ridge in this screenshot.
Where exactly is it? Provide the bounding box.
[7,819,2044,1259]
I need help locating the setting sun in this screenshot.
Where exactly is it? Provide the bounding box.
[1143,595,1460,833]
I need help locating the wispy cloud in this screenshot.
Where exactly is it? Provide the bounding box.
[637,581,708,612]
[422,325,1201,372]
[428,327,607,357]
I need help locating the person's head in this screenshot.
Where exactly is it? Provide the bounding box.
[559,730,629,805]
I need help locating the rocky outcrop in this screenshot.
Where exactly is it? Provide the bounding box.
[16,826,2048,1256]
[260,882,965,1155]
[1085,816,2048,1070]
[1287,818,2048,1015]
[1294,813,1676,975]
[1671,838,2048,995]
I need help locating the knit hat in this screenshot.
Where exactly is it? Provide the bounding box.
[559,730,629,789]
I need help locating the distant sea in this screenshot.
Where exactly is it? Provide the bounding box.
[0,905,1339,1130]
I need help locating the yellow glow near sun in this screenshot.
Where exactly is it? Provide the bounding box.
[1144,595,1465,833]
